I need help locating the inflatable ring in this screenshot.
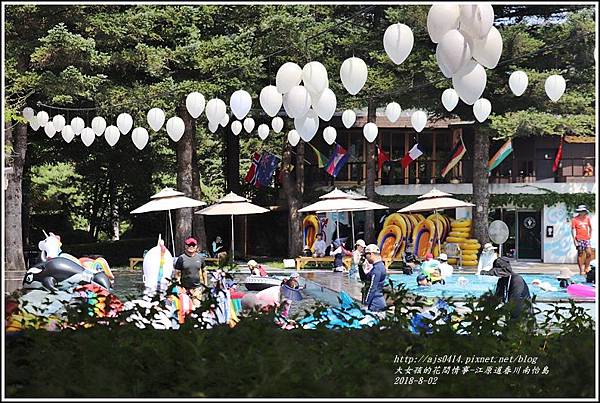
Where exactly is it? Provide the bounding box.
[448,231,469,238]
[447,258,458,265]
[463,239,480,244]
[303,215,320,251]
[452,218,472,228]
[462,260,478,266]
[461,243,481,251]
[79,257,115,281]
[567,284,596,299]
[446,237,467,243]
[377,225,404,259]
[413,219,436,258]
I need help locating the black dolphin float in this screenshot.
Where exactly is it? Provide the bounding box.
[23,256,112,292]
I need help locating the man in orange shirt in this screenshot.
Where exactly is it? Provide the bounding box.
[571,205,593,275]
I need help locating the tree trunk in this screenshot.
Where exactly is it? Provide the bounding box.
[175,103,194,256]
[110,176,120,240]
[472,130,491,244]
[191,119,207,251]
[364,98,377,244]
[282,142,303,257]
[225,125,240,195]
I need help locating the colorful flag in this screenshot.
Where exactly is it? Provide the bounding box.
[552,136,564,172]
[401,143,424,169]
[307,143,328,168]
[255,151,281,187]
[325,144,351,177]
[377,145,391,177]
[487,139,513,172]
[440,136,466,177]
[244,152,262,186]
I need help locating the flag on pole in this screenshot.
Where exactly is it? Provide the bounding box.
[244,152,262,186]
[377,145,391,177]
[306,143,328,168]
[325,144,351,177]
[440,136,466,177]
[255,151,281,187]
[552,136,564,172]
[487,139,513,171]
[401,143,424,169]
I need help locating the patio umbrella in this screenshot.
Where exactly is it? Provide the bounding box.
[195,192,269,261]
[131,187,207,256]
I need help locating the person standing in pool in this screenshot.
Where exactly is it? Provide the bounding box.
[363,244,387,313]
[572,205,593,276]
[174,237,206,308]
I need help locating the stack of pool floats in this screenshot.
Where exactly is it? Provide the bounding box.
[444,218,481,268]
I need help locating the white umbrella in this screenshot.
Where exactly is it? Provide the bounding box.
[131,187,207,256]
[194,192,269,261]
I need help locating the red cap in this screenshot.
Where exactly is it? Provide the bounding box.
[184,237,197,246]
[425,253,434,260]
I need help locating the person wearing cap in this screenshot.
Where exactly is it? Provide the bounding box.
[477,243,498,275]
[572,205,593,275]
[437,253,454,279]
[348,239,366,280]
[247,259,268,277]
[556,268,574,289]
[416,274,431,287]
[363,244,387,312]
[174,237,206,308]
[312,233,327,258]
[280,272,302,318]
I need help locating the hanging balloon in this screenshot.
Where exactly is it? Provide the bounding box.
[437,30,471,76]
[52,115,66,132]
[91,116,107,136]
[282,94,293,118]
[208,120,219,133]
[459,4,495,39]
[220,113,230,127]
[104,125,120,147]
[231,120,243,135]
[385,102,402,123]
[294,115,319,142]
[340,57,368,95]
[44,122,57,138]
[435,46,453,78]
[243,117,255,133]
[166,116,185,142]
[70,117,85,135]
[441,89,459,111]
[473,98,492,122]
[363,123,379,143]
[61,125,74,143]
[342,110,356,129]
[452,60,487,105]
[312,88,336,121]
[411,111,427,133]
[131,127,149,150]
[81,127,95,147]
[257,124,269,140]
[302,61,329,94]
[29,116,41,131]
[471,26,503,69]
[22,107,35,121]
[37,111,49,125]
[288,130,300,146]
[508,71,528,96]
[383,23,414,65]
[205,98,227,124]
[229,90,252,120]
[271,117,284,133]
[427,4,461,43]
[323,126,337,145]
[545,75,566,102]
[276,62,303,94]
[186,92,205,119]
[259,85,283,117]
[116,113,133,135]
[147,108,165,131]
[286,86,312,118]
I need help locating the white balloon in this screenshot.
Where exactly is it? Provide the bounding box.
[282,93,294,118]
[257,124,269,140]
[52,115,66,131]
[473,98,492,122]
[131,127,149,150]
[427,4,461,43]
[302,61,329,94]
[435,45,453,78]
[44,122,57,138]
[70,117,85,135]
[29,116,41,131]
[460,4,495,39]
[271,117,284,133]
[383,23,414,65]
[243,117,255,133]
[472,26,503,69]
[545,75,566,102]
[166,116,185,142]
[37,111,49,125]
[208,120,219,133]
[229,90,252,120]
[276,62,303,94]
[116,113,133,134]
[313,88,337,121]
[342,110,356,129]
[231,120,243,135]
[323,126,337,145]
[81,127,95,147]
[288,130,300,146]
[411,111,427,133]
[286,86,312,118]
[340,57,368,95]
[441,89,459,111]
[147,108,165,131]
[61,125,74,143]
[437,30,471,76]
[363,122,378,143]
[452,60,487,105]
[259,85,283,117]
[220,114,230,127]
[294,115,319,142]
[104,125,120,147]
[186,92,205,118]
[91,116,107,136]
[509,71,528,96]
[385,102,402,123]
[23,107,35,121]
[205,98,227,123]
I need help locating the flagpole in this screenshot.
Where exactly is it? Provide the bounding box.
[351,212,355,245]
